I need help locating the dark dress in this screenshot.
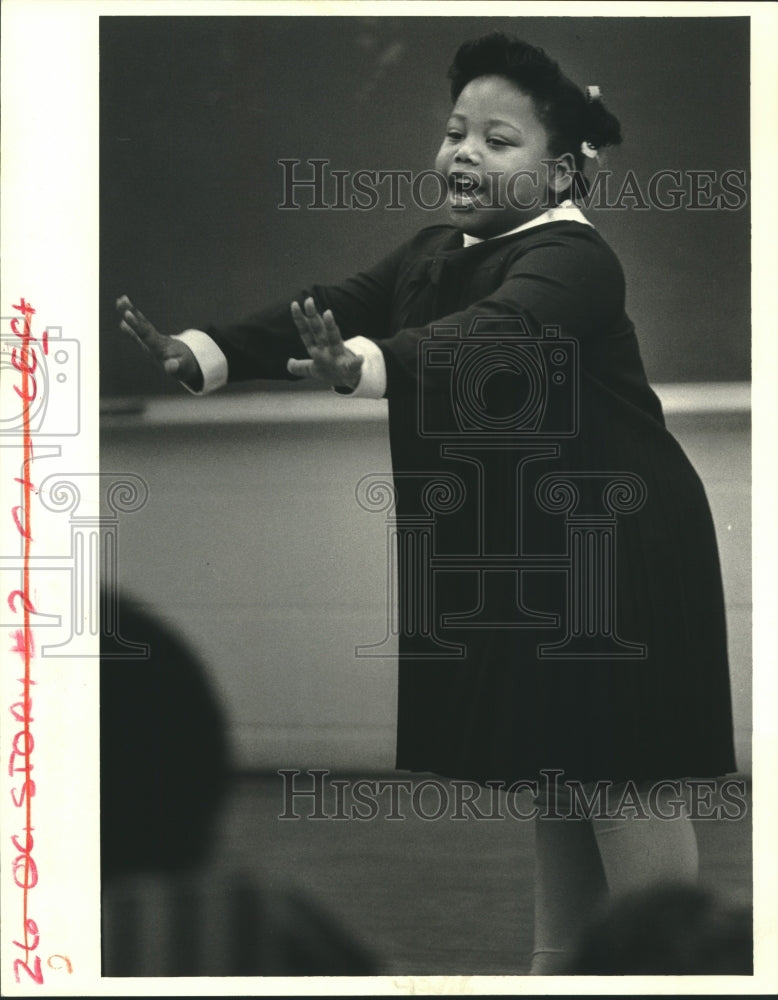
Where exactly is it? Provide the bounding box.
[206,220,737,784]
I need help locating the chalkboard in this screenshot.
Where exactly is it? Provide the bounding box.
[100,15,750,397]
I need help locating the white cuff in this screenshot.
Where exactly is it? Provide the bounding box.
[172,329,228,395]
[340,336,386,399]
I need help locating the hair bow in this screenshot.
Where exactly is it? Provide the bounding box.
[581,85,601,158]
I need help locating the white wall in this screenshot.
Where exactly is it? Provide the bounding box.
[100,384,751,774]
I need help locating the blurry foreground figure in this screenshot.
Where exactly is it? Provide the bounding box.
[568,883,752,976]
[100,595,377,976]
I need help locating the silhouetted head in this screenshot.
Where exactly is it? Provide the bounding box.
[569,882,752,975]
[100,596,231,880]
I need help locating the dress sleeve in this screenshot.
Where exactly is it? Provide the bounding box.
[203,237,412,383]
[376,230,626,395]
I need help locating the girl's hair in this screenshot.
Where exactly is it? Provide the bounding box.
[448,33,622,174]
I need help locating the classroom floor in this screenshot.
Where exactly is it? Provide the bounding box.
[212,771,753,976]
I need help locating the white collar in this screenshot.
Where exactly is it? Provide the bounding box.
[461,201,593,247]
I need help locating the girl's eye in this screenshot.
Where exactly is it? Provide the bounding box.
[446,130,463,142]
[487,137,509,147]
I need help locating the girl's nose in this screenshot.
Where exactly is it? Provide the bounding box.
[454,142,480,164]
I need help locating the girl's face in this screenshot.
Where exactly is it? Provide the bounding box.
[435,74,569,238]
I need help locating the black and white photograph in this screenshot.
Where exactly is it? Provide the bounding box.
[1,1,776,995]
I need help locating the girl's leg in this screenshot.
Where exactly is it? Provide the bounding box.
[530,810,608,974]
[529,780,698,974]
[591,781,699,895]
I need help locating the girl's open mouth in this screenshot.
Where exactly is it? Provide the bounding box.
[448,172,484,208]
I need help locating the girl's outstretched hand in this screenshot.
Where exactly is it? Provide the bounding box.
[288,298,363,391]
[116,295,200,384]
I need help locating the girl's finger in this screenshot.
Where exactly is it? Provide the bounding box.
[126,304,150,330]
[302,297,328,346]
[345,354,364,382]
[121,307,160,348]
[117,298,150,345]
[321,309,344,349]
[287,357,316,378]
[290,301,317,354]
[120,319,150,352]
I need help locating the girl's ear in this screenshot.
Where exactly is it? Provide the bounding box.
[545,153,576,200]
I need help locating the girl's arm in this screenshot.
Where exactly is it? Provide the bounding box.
[290,229,627,398]
[199,237,412,384]
[116,235,413,391]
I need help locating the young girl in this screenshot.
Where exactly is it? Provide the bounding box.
[117,33,736,974]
